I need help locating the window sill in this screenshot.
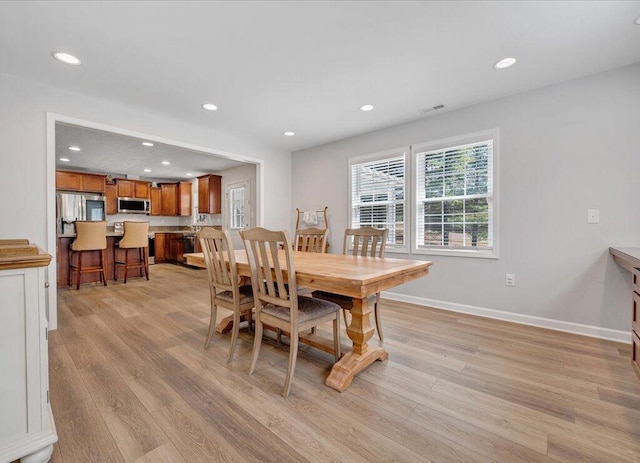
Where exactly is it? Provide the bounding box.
[411,248,499,259]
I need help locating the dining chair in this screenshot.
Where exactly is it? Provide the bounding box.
[294,227,328,253]
[114,221,149,283]
[313,227,389,340]
[241,227,341,398]
[198,227,254,362]
[69,220,108,290]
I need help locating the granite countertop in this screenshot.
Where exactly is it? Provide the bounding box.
[57,226,220,238]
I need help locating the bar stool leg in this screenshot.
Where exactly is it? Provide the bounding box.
[101,249,107,286]
[76,251,83,290]
[144,247,149,280]
[124,248,129,284]
[68,250,73,287]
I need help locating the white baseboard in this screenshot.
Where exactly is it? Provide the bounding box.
[380,291,630,343]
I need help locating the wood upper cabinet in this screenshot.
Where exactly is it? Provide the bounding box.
[161,183,178,216]
[56,170,105,194]
[56,171,82,191]
[135,181,150,199]
[178,181,192,216]
[198,174,222,214]
[150,187,162,216]
[105,184,117,215]
[117,179,134,197]
[116,179,150,198]
[150,182,190,216]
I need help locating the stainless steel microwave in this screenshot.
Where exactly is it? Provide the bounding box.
[117,197,150,214]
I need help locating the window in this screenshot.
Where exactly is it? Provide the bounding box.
[349,150,407,251]
[228,181,249,230]
[414,130,497,258]
[348,129,498,259]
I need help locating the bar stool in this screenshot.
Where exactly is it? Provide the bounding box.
[114,221,150,283]
[69,221,108,290]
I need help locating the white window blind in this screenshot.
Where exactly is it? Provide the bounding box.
[350,154,405,248]
[416,139,494,252]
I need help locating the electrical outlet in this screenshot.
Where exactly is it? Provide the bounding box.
[505,274,516,286]
[587,209,600,224]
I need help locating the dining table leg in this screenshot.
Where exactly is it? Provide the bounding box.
[325,294,388,392]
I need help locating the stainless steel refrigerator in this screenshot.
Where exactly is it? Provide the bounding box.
[56,192,106,234]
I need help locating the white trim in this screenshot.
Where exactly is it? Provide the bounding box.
[46,114,57,330]
[410,127,500,259]
[46,113,265,330]
[380,291,630,343]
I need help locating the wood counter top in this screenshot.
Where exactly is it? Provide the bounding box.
[609,247,640,272]
[0,240,52,270]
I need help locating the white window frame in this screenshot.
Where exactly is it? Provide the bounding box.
[348,147,410,253]
[411,128,499,259]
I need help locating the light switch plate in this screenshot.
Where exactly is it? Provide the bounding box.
[587,209,600,224]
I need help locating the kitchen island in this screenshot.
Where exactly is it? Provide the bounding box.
[56,227,209,286]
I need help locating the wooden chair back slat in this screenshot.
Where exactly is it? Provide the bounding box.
[343,227,389,258]
[294,227,328,253]
[199,228,236,292]
[241,227,296,315]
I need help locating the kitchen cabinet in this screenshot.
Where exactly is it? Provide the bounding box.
[0,241,57,463]
[168,234,185,263]
[152,182,190,217]
[117,179,150,199]
[56,170,105,194]
[154,233,167,263]
[609,247,640,380]
[198,174,222,214]
[161,183,178,216]
[105,183,117,215]
[178,181,192,216]
[150,187,162,216]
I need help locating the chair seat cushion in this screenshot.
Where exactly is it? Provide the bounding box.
[216,284,254,304]
[263,296,339,323]
[312,291,353,310]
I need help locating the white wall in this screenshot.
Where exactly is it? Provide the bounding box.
[292,63,640,336]
[0,71,292,326]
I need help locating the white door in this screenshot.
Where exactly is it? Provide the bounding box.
[226,180,250,249]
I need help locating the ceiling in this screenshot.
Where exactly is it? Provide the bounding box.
[2,1,640,152]
[55,123,247,180]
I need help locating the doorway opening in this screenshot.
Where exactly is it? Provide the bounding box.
[46,113,264,329]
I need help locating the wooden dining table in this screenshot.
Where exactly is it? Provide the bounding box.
[184,250,432,392]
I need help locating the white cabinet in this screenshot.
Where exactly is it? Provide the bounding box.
[0,242,57,463]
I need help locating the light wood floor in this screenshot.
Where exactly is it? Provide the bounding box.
[49,264,640,462]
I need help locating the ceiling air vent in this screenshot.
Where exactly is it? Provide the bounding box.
[419,104,445,115]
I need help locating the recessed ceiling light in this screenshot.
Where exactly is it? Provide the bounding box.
[201,103,218,111]
[68,146,81,151]
[59,157,70,162]
[52,52,81,65]
[141,141,154,147]
[360,104,375,111]
[494,57,516,69]
[284,131,295,137]
[162,161,170,165]
[635,14,640,25]
[186,173,193,177]
[143,168,151,172]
